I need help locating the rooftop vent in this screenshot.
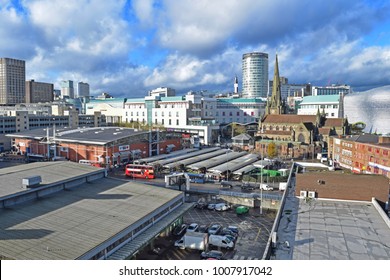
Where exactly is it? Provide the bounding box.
[22,176,42,189]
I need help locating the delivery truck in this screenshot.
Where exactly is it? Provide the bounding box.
[174,231,208,250]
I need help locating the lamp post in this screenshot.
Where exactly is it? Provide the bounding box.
[225,150,229,181]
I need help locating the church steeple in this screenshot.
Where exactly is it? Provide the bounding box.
[266,54,284,115]
[272,54,281,107]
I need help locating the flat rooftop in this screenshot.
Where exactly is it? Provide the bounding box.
[0,161,103,198]
[274,187,390,260]
[6,127,147,145]
[0,175,183,260]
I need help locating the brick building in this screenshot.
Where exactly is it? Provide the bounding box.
[330,134,390,179]
[295,171,389,208]
[6,127,181,167]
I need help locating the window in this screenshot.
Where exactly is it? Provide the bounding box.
[236,112,240,116]
[251,112,254,116]
[176,119,179,125]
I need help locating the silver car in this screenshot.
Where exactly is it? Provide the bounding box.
[208,224,222,235]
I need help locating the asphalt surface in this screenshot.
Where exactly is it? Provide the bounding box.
[136,204,276,260]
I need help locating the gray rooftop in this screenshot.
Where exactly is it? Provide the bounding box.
[274,187,390,260]
[0,161,103,198]
[6,127,147,145]
[0,175,183,260]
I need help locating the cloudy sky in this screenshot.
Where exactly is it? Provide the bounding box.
[1,0,390,97]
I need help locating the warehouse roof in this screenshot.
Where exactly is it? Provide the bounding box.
[6,127,147,145]
[0,162,183,260]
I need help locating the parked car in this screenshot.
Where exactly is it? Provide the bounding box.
[208,224,222,235]
[200,250,224,260]
[187,223,199,232]
[236,205,249,215]
[197,224,209,233]
[194,201,208,209]
[219,181,233,188]
[260,184,274,191]
[172,224,188,236]
[224,234,236,243]
[214,203,230,211]
[240,182,258,191]
[219,228,238,239]
[207,203,217,210]
[227,225,239,235]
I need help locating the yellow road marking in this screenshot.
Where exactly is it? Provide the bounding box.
[254,228,262,242]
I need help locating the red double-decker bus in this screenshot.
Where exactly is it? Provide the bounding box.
[125,164,155,179]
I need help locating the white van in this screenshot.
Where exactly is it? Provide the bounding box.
[208,234,234,249]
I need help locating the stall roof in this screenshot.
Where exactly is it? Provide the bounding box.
[208,153,259,174]
[187,151,247,170]
[152,147,221,167]
[134,148,197,164]
[163,149,231,169]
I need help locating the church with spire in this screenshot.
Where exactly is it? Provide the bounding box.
[265,54,286,115]
[256,54,349,158]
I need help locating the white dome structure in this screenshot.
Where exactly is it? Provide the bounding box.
[344,86,390,135]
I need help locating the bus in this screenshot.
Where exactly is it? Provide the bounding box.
[125,164,155,179]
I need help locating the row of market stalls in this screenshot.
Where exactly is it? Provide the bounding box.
[137,147,286,181]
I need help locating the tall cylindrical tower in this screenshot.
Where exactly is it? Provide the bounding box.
[242,52,268,98]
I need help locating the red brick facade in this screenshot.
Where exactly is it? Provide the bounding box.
[331,136,390,179]
[13,137,181,166]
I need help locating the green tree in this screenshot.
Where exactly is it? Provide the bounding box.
[350,122,366,135]
[267,142,278,158]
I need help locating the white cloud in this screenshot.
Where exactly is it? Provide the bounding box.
[132,0,156,27]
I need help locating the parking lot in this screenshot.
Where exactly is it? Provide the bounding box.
[137,201,276,260]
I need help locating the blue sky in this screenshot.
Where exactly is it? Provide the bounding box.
[1,0,390,97]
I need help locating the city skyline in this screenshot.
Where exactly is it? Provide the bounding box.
[1,0,390,97]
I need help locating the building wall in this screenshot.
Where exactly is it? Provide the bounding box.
[77,82,90,98]
[331,136,390,179]
[12,136,181,166]
[295,172,389,207]
[25,80,54,103]
[0,58,26,105]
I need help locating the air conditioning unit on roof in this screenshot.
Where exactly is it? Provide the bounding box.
[308,191,316,199]
[300,190,307,198]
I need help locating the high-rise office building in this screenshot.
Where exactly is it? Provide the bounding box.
[0,58,26,105]
[25,80,54,103]
[242,52,268,98]
[77,82,90,98]
[61,80,74,99]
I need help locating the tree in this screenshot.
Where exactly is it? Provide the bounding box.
[350,122,366,135]
[231,123,246,137]
[267,142,278,158]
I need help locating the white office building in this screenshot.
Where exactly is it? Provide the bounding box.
[297,95,344,118]
[61,80,74,99]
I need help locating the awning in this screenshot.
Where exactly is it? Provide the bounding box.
[120,151,131,157]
